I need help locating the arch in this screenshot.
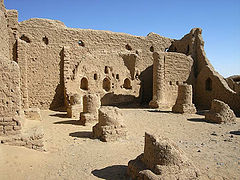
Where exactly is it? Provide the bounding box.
[80,77,88,90]
[103,78,111,92]
[123,78,132,89]
[205,77,212,91]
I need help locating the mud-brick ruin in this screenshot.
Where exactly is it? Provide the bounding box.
[0,0,239,165]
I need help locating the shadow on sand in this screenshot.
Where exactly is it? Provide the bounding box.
[92,165,128,180]
[230,131,240,135]
[69,131,93,139]
[50,113,68,118]
[54,120,80,125]
[187,118,206,123]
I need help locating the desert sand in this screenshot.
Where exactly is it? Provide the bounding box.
[0,108,239,180]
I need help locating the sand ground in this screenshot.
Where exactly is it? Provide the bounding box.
[0,109,239,180]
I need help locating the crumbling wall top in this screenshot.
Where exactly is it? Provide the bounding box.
[19,18,67,29]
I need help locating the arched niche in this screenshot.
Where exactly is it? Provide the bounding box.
[80,77,88,90]
[205,77,212,91]
[123,78,132,89]
[103,78,111,92]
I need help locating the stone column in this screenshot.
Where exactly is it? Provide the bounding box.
[92,106,127,142]
[79,94,100,125]
[172,84,196,113]
[149,52,169,110]
[17,39,29,109]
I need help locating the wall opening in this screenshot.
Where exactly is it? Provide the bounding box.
[186,45,190,55]
[80,77,88,90]
[123,78,132,89]
[20,35,30,43]
[104,66,109,74]
[205,77,212,91]
[169,81,172,85]
[125,44,132,50]
[78,40,85,47]
[42,36,49,45]
[103,78,111,92]
[116,74,119,80]
[94,73,98,80]
[150,46,154,52]
[135,72,139,79]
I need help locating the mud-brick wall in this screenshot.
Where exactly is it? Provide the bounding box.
[0,57,22,135]
[164,52,194,108]
[151,52,194,110]
[17,18,172,109]
[195,66,240,116]
[0,1,10,60]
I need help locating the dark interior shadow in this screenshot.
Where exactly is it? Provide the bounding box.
[138,65,153,105]
[115,103,149,109]
[69,131,93,139]
[91,165,128,180]
[187,118,206,123]
[230,131,240,135]
[147,109,172,113]
[50,48,65,110]
[101,92,137,106]
[196,110,209,116]
[54,120,80,125]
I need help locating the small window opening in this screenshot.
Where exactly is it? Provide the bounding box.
[42,36,49,45]
[94,73,98,80]
[176,81,179,85]
[78,40,85,47]
[80,77,88,90]
[186,45,190,55]
[126,44,132,50]
[20,35,30,43]
[103,78,111,92]
[123,78,132,89]
[104,66,109,74]
[150,46,154,52]
[205,78,212,91]
[136,50,139,55]
[116,74,119,80]
[112,73,115,78]
[169,81,172,85]
[135,72,139,79]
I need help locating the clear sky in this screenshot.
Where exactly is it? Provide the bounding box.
[5,0,240,77]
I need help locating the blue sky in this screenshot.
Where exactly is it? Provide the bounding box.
[5,0,240,77]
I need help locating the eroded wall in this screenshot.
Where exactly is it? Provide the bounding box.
[0,0,9,59]
[17,18,172,109]
[0,1,22,135]
[170,28,240,116]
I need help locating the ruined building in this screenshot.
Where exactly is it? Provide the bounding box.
[0,0,239,137]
